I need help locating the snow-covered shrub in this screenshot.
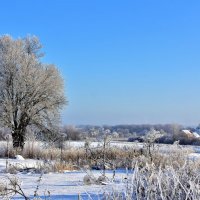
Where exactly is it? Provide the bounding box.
[102,145,198,200]
[83,172,97,185]
[103,159,200,199]
[0,176,28,199]
[127,160,200,200]
[83,175,93,185]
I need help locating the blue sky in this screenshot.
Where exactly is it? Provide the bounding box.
[0,0,200,125]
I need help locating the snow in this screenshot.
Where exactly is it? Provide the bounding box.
[15,155,25,160]
[193,132,200,138]
[0,141,199,199]
[188,153,200,160]
[0,158,43,173]
[0,158,132,199]
[65,140,143,148]
[182,129,200,138]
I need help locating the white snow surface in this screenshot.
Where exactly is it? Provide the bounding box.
[0,142,199,199]
[188,153,200,160]
[65,141,143,148]
[0,158,131,199]
[15,155,25,160]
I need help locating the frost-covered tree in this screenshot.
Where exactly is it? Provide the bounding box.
[0,35,66,149]
[144,128,163,162]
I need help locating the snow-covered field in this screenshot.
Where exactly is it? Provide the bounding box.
[65,140,197,150]
[65,141,142,148]
[0,158,132,199]
[1,141,200,199]
[0,140,198,152]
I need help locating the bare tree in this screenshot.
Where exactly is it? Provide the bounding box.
[0,35,66,149]
[143,128,163,162]
[62,125,81,140]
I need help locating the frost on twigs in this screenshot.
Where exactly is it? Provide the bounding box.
[0,35,67,150]
[0,176,28,199]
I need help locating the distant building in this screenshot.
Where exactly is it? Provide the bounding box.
[182,129,200,138]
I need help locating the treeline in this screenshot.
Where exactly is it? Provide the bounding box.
[78,124,184,138]
[103,124,183,136]
[80,124,200,146]
[0,124,200,146]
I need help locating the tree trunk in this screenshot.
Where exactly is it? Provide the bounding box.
[12,129,25,150]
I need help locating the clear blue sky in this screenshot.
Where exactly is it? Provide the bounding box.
[0,0,200,125]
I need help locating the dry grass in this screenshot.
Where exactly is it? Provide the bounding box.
[102,146,200,200]
[52,162,79,172]
[0,140,200,199]
[0,140,196,170]
[128,160,200,200]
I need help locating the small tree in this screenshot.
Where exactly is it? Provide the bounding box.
[0,35,66,150]
[143,128,163,162]
[62,125,81,141]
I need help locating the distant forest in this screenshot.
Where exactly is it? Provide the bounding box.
[78,124,200,146]
[0,123,199,146]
